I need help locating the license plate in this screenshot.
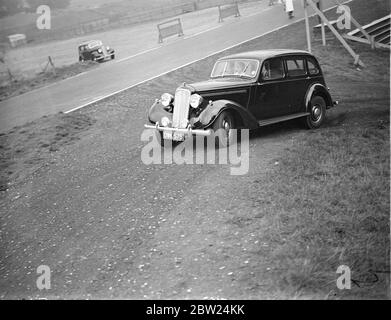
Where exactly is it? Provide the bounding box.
[173,132,185,141]
[163,131,185,141]
[163,131,173,140]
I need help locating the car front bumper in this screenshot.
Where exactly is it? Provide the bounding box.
[95,54,112,60]
[144,123,212,137]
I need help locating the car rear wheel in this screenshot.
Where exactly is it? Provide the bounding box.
[212,110,235,147]
[305,95,326,129]
[111,54,115,60]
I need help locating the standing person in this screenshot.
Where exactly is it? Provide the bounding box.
[285,0,294,19]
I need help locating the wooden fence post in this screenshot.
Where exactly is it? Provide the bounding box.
[303,0,312,53]
[157,18,184,43]
[306,0,365,67]
[218,2,240,23]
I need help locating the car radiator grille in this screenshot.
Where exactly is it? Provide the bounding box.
[172,88,191,128]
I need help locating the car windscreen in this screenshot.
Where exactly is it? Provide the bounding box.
[210,59,259,79]
[87,41,102,49]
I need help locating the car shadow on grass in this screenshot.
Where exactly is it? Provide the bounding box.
[249,118,312,141]
[248,109,353,143]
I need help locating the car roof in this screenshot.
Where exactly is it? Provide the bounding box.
[218,49,313,61]
[78,40,101,46]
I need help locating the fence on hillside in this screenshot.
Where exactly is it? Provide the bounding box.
[157,18,184,43]
[218,3,241,22]
[1,0,255,45]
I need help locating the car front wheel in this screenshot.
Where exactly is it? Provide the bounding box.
[212,110,235,147]
[305,95,326,129]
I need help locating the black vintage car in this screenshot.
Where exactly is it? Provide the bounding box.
[145,49,337,146]
[78,40,115,62]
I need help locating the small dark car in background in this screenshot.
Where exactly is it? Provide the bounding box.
[78,40,115,62]
[145,49,337,146]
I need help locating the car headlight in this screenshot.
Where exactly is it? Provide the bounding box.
[160,93,174,107]
[161,116,170,127]
[190,94,203,108]
[106,46,110,50]
[98,48,102,53]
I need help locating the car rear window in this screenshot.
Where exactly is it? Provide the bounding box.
[87,41,102,49]
[286,58,306,77]
[307,57,320,75]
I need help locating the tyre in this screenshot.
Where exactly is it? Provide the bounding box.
[305,95,326,129]
[111,54,115,60]
[212,110,235,147]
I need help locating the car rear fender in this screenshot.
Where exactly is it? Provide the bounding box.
[305,83,333,110]
[195,99,259,129]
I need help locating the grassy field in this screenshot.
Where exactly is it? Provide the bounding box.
[265,101,389,299]
[0,0,389,298]
[0,0,194,41]
[0,61,98,102]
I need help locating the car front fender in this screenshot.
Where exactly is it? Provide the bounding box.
[305,83,333,110]
[148,99,172,124]
[192,99,258,129]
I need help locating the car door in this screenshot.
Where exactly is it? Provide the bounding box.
[251,57,286,120]
[282,56,309,114]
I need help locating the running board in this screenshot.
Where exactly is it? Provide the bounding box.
[258,112,310,127]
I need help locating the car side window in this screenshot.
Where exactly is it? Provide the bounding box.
[261,58,284,81]
[307,57,320,75]
[286,58,306,77]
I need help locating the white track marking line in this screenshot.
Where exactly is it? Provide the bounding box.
[65,0,352,114]
[116,46,162,63]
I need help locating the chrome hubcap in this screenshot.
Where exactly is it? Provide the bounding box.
[223,119,231,132]
[312,105,321,121]
[222,118,232,144]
